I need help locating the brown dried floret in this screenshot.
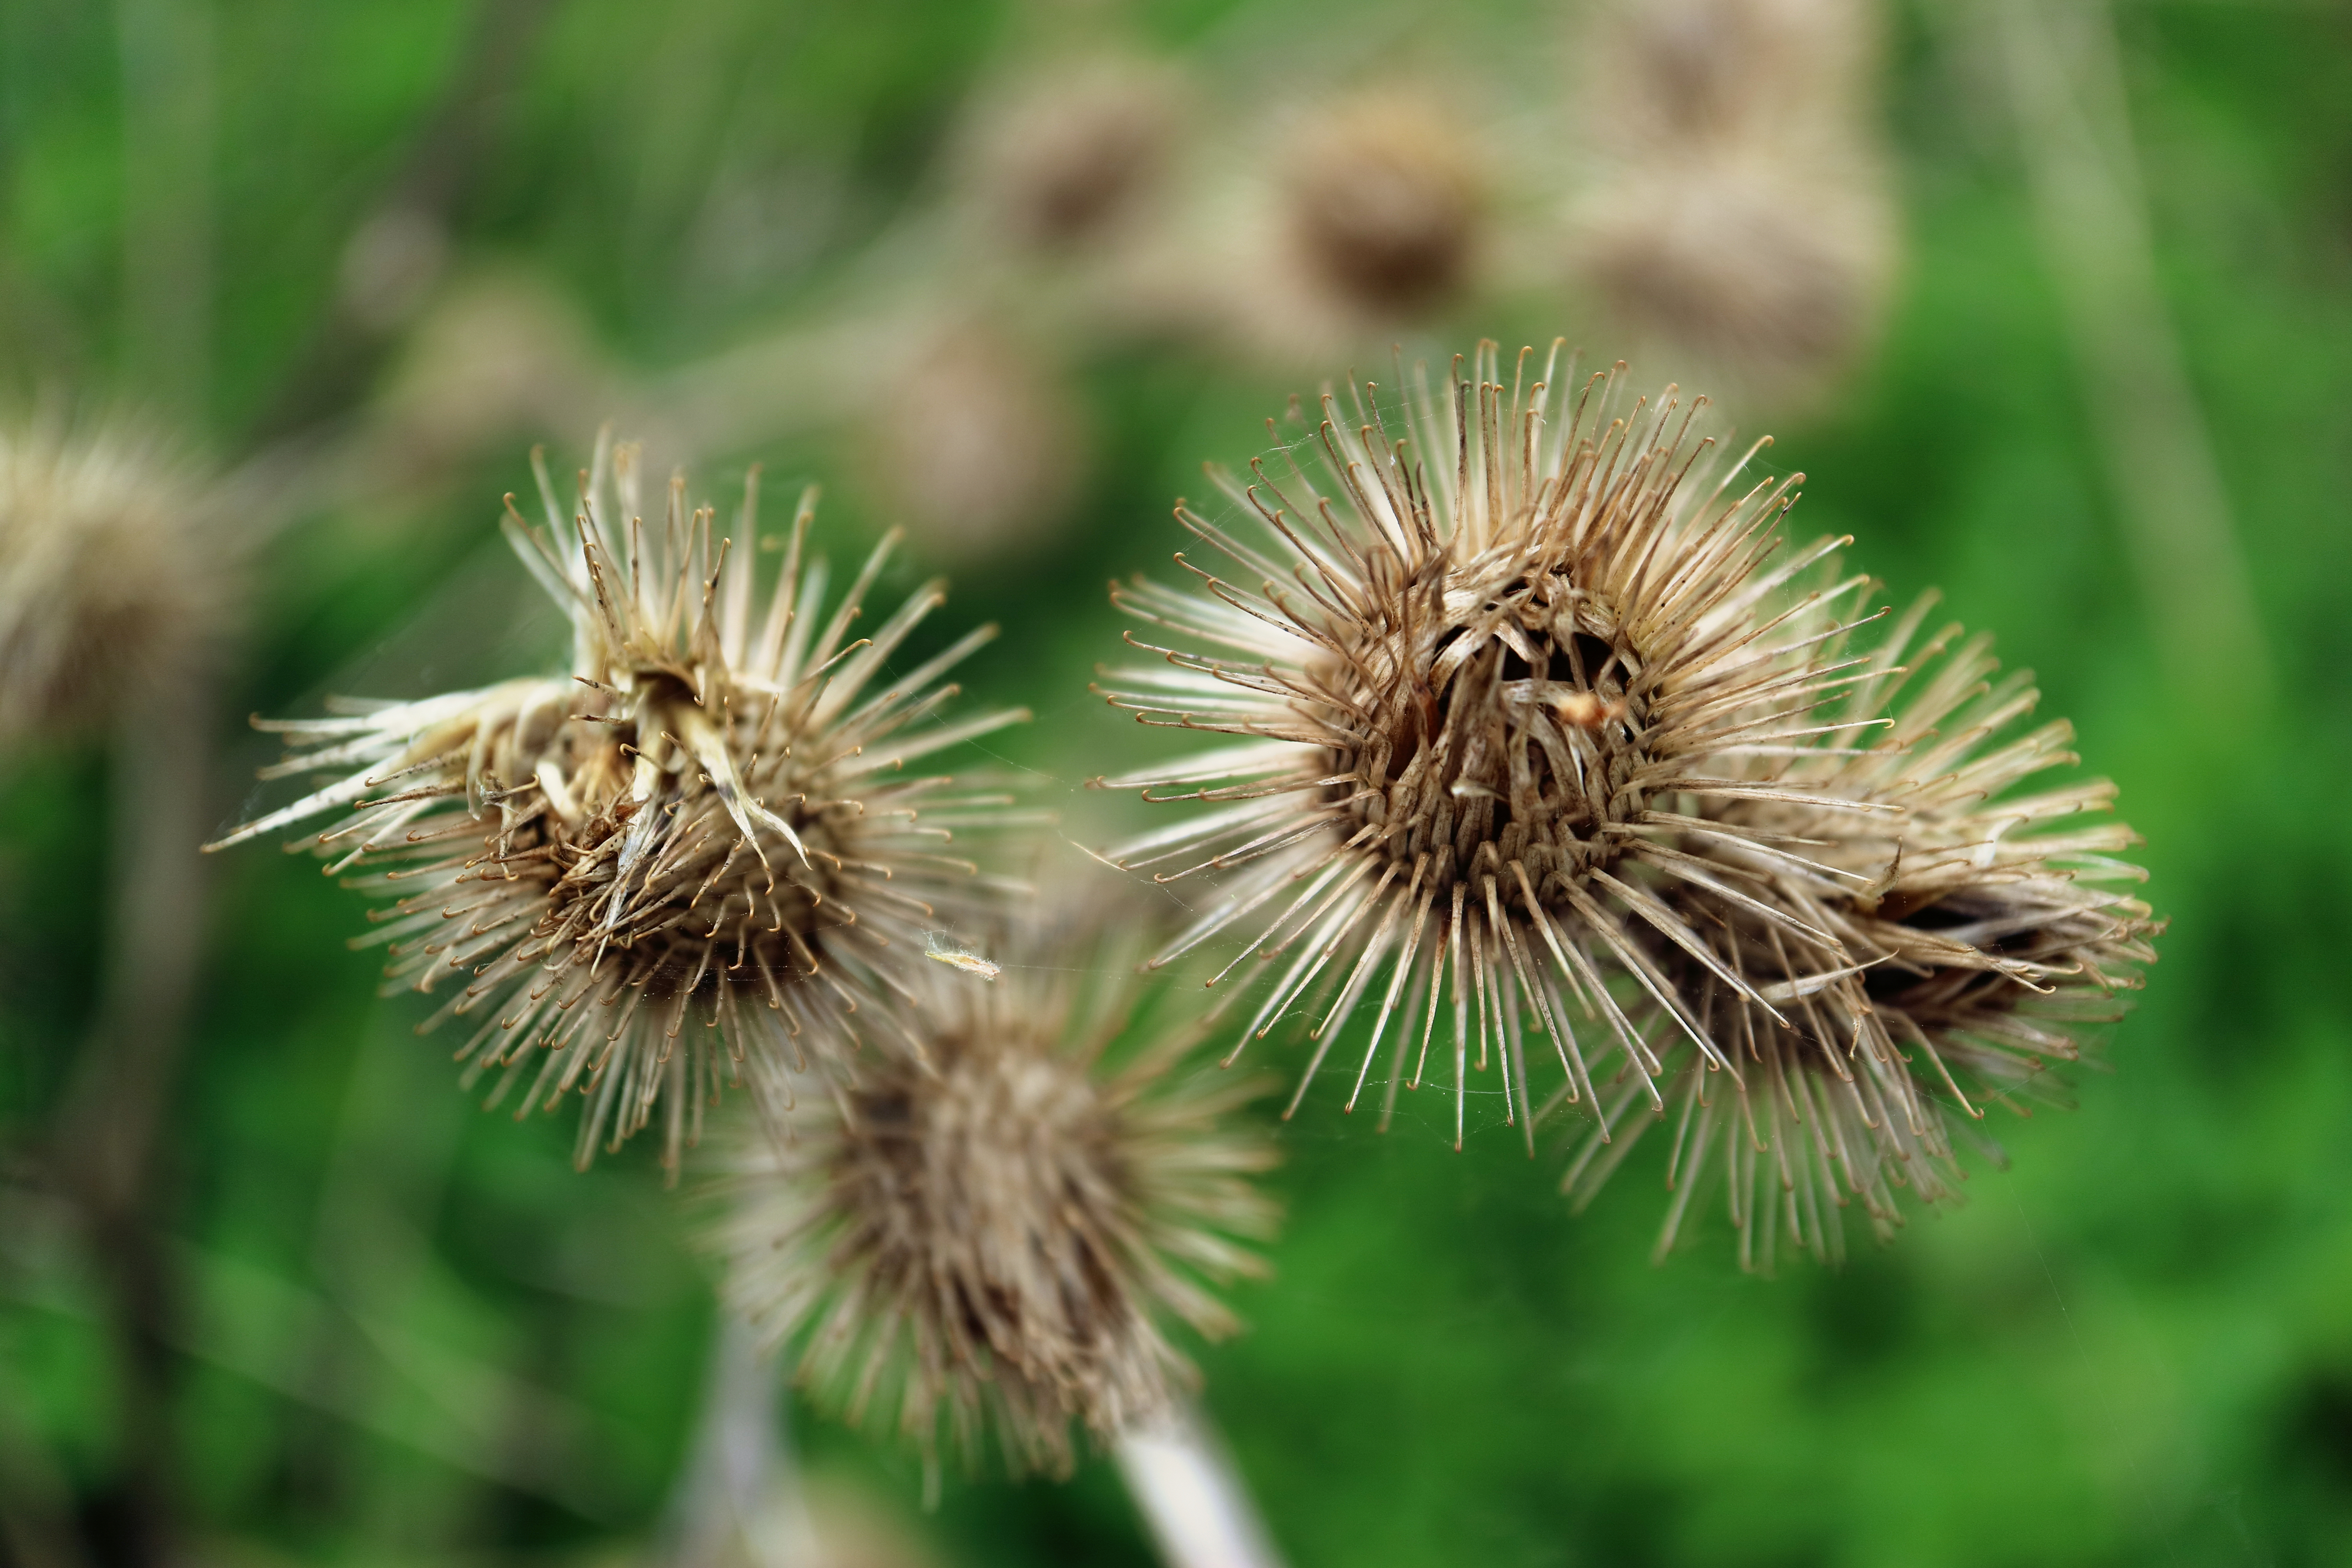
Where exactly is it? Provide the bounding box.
[717,915,1277,1477]
[1564,0,1898,407]
[208,436,1031,1172]
[963,52,1185,252]
[1093,342,2156,1262]
[0,417,224,740]
[1284,93,1483,317]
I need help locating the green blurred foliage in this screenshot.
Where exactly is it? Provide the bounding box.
[4,0,2352,1564]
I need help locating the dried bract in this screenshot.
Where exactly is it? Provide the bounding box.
[0,418,221,741]
[717,917,1276,1477]
[207,438,1028,1171]
[1093,342,2154,1259]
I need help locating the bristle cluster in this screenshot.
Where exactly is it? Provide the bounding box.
[717,917,1276,1476]
[208,437,1029,1171]
[1557,590,2159,1265]
[1095,342,2156,1261]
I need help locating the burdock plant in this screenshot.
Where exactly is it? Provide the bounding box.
[1093,342,2156,1261]
[0,414,224,740]
[714,906,1278,1479]
[208,436,1028,1171]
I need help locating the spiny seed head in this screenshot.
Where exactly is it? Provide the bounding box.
[1567,152,1896,410]
[1559,590,2160,1268]
[1566,0,1896,408]
[962,51,1184,252]
[1093,342,2156,1263]
[206,436,1031,1172]
[861,325,1086,563]
[1284,92,1483,318]
[377,267,609,470]
[716,913,1277,1478]
[1582,0,1880,150]
[0,416,223,740]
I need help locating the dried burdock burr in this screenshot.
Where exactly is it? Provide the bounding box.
[1563,0,1897,409]
[1581,0,1880,151]
[206,435,1030,1173]
[1132,87,1489,372]
[373,266,611,476]
[1092,342,2155,1260]
[961,51,1184,255]
[1567,152,1895,412]
[860,324,1087,565]
[0,414,223,741]
[1558,590,2159,1267]
[715,909,1277,1479]
[1283,92,1484,320]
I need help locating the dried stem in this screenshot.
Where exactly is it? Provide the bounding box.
[53,657,216,1567]
[662,1311,817,1568]
[1115,1401,1287,1568]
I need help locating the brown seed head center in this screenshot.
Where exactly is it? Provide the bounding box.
[838,1037,1131,1353]
[1325,572,1653,900]
[468,681,852,1009]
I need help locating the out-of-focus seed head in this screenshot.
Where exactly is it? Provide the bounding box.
[1568,153,1896,409]
[0,416,222,741]
[717,911,1277,1477]
[1093,342,2156,1262]
[1582,0,1879,150]
[336,205,452,336]
[376,268,610,474]
[206,436,1032,1172]
[1284,93,1484,319]
[963,52,1185,253]
[861,325,1086,564]
[1562,0,1897,409]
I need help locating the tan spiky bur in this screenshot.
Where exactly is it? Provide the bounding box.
[1559,591,2159,1268]
[716,911,1277,1479]
[1092,342,2156,1262]
[1569,156,1893,406]
[860,324,1087,565]
[0,416,223,741]
[961,51,1184,254]
[1563,0,1897,408]
[206,437,1031,1174]
[1582,0,1879,149]
[1284,93,1484,320]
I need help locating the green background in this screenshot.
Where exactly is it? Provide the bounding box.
[3,1,2350,1563]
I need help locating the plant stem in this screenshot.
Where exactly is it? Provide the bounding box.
[663,1309,818,1568]
[1989,0,2270,713]
[1115,1401,1287,1568]
[54,660,215,1568]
